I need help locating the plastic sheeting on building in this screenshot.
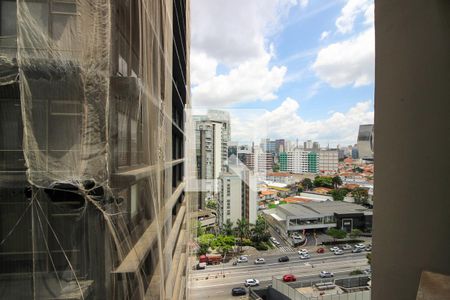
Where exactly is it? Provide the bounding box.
[0,0,190,299]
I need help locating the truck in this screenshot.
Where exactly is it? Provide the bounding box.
[199,254,222,265]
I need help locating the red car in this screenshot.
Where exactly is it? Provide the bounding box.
[316,247,325,253]
[283,274,297,282]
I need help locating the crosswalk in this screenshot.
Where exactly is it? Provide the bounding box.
[277,245,296,252]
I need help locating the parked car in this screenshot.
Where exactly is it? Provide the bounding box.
[196,262,207,270]
[352,248,362,253]
[334,249,344,255]
[342,244,352,250]
[278,256,290,262]
[330,246,340,252]
[254,258,266,264]
[365,245,372,251]
[298,249,308,255]
[273,240,280,246]
[292,233,303,239]
[299,253,311,260]
[231,287,247,296]
[244,278,260,287]
[354,243,365,249]
[282,274,297,282]
[319,271,334,278]
[237,256,248,263]
[316,247,325,254]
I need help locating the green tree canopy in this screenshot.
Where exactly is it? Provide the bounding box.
[326,228,347,240]
[251,216,270,244]
[349,228,363,238]
[222,219,234,236]
[332,176,343,189]
[196,221,205,237]
[206,199,217,210]
[301,178,313,191]
[313,176,333,188]
[352,188,369,205]
[329,188,350,201]
[211,235,235,256]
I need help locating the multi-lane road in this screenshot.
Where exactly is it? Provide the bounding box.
[188,249,370,300]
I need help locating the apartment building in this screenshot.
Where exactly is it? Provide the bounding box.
[0,0,189,299]
[287,149,309,173]
[218,168,257,228]
[318,149,339,173]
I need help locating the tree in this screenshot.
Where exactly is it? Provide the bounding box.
[196,221,205,237]
[222,219,234,236]
[301,178,313,191]
[206,199,217,210]
[326,228,347,240]
[197,233,215,246]
[235,218,250,248]
[352,188,369,205]
[313,176,333,188]
[272,163,280,172]
[251,216,270,244]
[332,176,343,189]
[211,235,235,256]
[349,228,363,238]
[329,188,350,201]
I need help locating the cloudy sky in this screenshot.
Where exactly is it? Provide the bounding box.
[190,0,374,147]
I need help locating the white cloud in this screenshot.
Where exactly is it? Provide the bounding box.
[191,0,296,106]
[190,52,218,86]
[299,0,309,8]
[335,0,372,34]
[192,53,287,106]
[230,98,374,145]
[320,31,330,41]
[312,27,374,87]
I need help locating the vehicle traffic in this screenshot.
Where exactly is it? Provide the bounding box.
[319,271,334,278]
[254,258,265,264]
[237,256,248,263]
[231,287,246,296]
[282,274,297,282]
[299,253,311,259]
[244,278,260,287]
[278,256,290,262]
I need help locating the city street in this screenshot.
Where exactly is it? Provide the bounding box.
[189,250,370,300]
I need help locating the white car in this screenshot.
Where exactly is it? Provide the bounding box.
[244,278,260,287]
[298,249,308,255]
[237,256,248,263]
[334,249,344,255]
[272,240,280,246]
[299,253,311,260]
[354,244,365,249]
[342,244,352,250]
[319,271,334,278]
[330,246,340,252]
[292,233,303,239]
[254,258,265,264]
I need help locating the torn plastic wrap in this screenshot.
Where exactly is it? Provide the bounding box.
[0,0,190,299]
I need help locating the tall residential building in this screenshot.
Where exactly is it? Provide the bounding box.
[357,124,374,161]
[319,150,339,173]
[218,168,256,228]
[0,1,189,299]
[307,152,319,173]
[279,152,288,172]
[287,149,309,173]
[193,110,230,208]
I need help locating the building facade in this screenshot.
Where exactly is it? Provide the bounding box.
[287,149,309,173]
[0,0,190,299]
[307,152,319,173]
[318,150,339,173]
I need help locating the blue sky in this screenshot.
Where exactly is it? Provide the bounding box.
[190,0,374,146]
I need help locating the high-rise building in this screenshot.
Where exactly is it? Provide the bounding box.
[193,110,230,208]
[287,149,309,173]
[218,168,256,228]
[357,124,374,161]
[308,152,319,173]
[319,150,339,173]
[304,140,313,149]
[0,1,189,299]
[279,152,288,172]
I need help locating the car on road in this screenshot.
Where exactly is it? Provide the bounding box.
[298,249,308,255]
[354,243,365,249]
[319,271,334,278]
[334,249,344,255]
[244,278,260,287]
[231,287,247,296]
[196,262,206,270]
[282,274,297,282]
[342,244,352,250]
[330,246,340,252]
[254,258,266,264]
[237,256,248,263]
[352,248,362,253]
[316,247,325,254]
[273,240,280,246]
[278,256,290,262]
[299,253,311,260]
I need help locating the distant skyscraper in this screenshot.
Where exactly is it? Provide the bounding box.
[357,124,374,161]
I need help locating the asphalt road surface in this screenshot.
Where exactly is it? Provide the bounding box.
[189,251,370,300]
